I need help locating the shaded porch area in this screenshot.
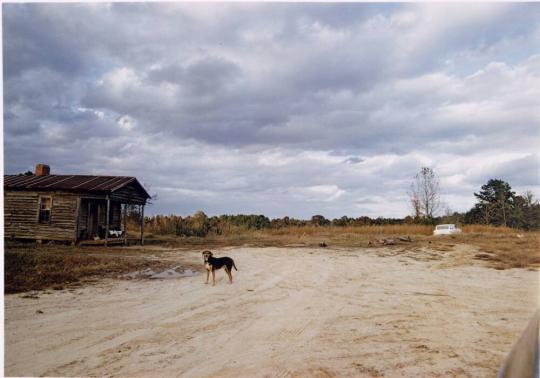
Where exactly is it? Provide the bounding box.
[76,196,145,246]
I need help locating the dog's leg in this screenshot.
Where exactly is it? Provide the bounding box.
[225,267,233,284]
[205,269,209,284]
[212,270,216,286]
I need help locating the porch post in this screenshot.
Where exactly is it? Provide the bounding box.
[123,204,128,246]
[140,204,145,246]
[105,196,110,246]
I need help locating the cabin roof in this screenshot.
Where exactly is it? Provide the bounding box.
[4,174,151,199]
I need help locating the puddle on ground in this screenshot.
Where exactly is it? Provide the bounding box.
[123,267,199,280]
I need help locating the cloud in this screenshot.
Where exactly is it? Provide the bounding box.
[116,115,136,131]
[289,185,346,203]
[478,154,540,188]
[3,3,540,218]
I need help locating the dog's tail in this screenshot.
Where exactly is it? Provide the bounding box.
[232,260,238,271]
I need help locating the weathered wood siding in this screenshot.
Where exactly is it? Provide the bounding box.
[6,189,134,241]
[110,183,147,204]
[4,190,78,241]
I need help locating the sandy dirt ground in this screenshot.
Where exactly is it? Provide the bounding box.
[5,246,539,377]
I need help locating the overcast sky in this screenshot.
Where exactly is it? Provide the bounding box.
[3,3,540,218]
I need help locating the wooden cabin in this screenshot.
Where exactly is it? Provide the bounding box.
[4,164,150,245]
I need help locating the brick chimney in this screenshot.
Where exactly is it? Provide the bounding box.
[35,164,50,176]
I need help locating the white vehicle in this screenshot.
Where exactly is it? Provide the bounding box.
[433,224,462,236]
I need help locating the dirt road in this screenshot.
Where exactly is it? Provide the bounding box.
[4,246,538,377]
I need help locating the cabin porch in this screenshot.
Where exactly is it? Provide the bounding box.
[76,197,145,246]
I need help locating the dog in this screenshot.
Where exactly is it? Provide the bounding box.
[202,250,237,286]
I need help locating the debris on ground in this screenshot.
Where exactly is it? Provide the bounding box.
[21,293,39,299]
[368,238,406,246]
[398,236,413,242]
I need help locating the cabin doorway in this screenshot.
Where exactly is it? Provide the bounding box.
[87,202,99,238]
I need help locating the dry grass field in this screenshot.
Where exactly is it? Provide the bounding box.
[5,225,539,294]
[144,224,540,270]
[4,243,193,294]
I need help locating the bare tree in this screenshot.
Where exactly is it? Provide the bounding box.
[410,196,422,220]
[481,202,497,225]
[408,167,441,220]
[523,190,537,207]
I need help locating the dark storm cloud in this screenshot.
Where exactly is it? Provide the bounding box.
[474,154,540,188]
[3,3,540,217]
[147,56,241,93]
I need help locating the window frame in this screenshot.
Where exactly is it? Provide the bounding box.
[37,195,53,224]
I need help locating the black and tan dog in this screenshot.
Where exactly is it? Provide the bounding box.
[202,250,237,285]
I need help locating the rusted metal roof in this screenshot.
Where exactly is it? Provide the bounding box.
[4,174,151,198]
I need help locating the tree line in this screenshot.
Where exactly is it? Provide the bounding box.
[132,169,539,236]
[135,211,422,237]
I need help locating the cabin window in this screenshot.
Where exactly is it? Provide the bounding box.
[38,196,52,223]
